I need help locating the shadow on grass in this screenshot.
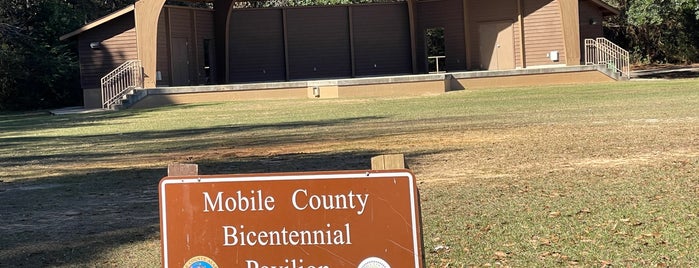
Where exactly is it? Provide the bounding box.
[0,150,432,266]
[0,109,142,134]
[637,71,699,79]
[0,166,163,266]
[0,115,387,173]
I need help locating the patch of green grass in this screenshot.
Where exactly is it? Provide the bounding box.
[421,164,699,267]
[1,78,698,266]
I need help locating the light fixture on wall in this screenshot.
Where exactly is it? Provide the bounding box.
[89,41,101,49]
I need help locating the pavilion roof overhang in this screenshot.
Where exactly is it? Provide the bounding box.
[60,5,135,41]
[587,0,620,16]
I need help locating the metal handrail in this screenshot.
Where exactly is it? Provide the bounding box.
[101,60,143,109]
[584,38,630,79]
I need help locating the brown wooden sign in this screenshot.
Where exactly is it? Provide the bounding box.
[159,170,423,268]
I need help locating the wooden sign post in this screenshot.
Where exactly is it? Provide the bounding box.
[159,169,423,268]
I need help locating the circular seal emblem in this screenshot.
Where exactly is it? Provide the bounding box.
[358,257,390,268]
[184,256,218,268]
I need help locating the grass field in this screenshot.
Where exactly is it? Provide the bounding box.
[1,79,698,267]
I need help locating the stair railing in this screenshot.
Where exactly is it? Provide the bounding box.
[584,38,630,79]
[101,60,143,109]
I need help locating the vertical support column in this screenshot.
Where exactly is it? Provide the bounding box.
[167,8,175,86]
[406,0,418,74]
[214,0,235,84]
[192,9,200,84]
[283,9,290,81]
[463,0,472,70]
[348,6,356,78]
[517,0,527,68]
[558,0,581,65]
[135,0,167,88]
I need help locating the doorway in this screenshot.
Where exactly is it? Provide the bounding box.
[478,21,515,70]
[425,27,446,73]
[171,38,191,86]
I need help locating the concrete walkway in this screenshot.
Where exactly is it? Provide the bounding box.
[49,106,106,115]
[49,66,697,114]
[631,66,699,79]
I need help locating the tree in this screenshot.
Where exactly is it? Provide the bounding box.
[0,0,133,110]
[606,0,699,64]
[0,1,79,110]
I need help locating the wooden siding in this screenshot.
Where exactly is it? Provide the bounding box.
[154,6,215,86]
[168,7,195,85]
[195,10,215,83]
[468,0,519,69]
[229,9,286,82]
[522,0,566,66]
[416,0,467,73]
[157,8,171,86]
[579,0,604,40]
[558,0,581,65]
[579,0,606,64]
[77,12,137,90]
[168,8,193,39]
[286,7,352,80]
[352,4,412,76]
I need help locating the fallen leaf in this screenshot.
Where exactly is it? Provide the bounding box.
[539,238,551,246]
[493,251,508,259]
[430,245,450,253]
[576,208,592,215]
[539,251,551,259]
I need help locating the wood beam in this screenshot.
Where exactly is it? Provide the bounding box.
[406,0,418,74]
[517,0,526,68]
[135,0,167,88]
[214,0,235,84]
[463,0,471,70]
[558,0,581,65]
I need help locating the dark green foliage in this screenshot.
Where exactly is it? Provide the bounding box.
[605,0,699,64]
[0,0,132,110]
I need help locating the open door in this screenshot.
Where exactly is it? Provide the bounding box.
[478,21,515,70]
[425,27,446,73]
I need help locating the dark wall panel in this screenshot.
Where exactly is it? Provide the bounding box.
[352,4,412,76]
[195,10,216,84]
[286,7,351,80]
[156,8,171,86]
[78,13,137,89]
[416,0,466,73]
[168,8,196,86]
[229,9,285,82]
